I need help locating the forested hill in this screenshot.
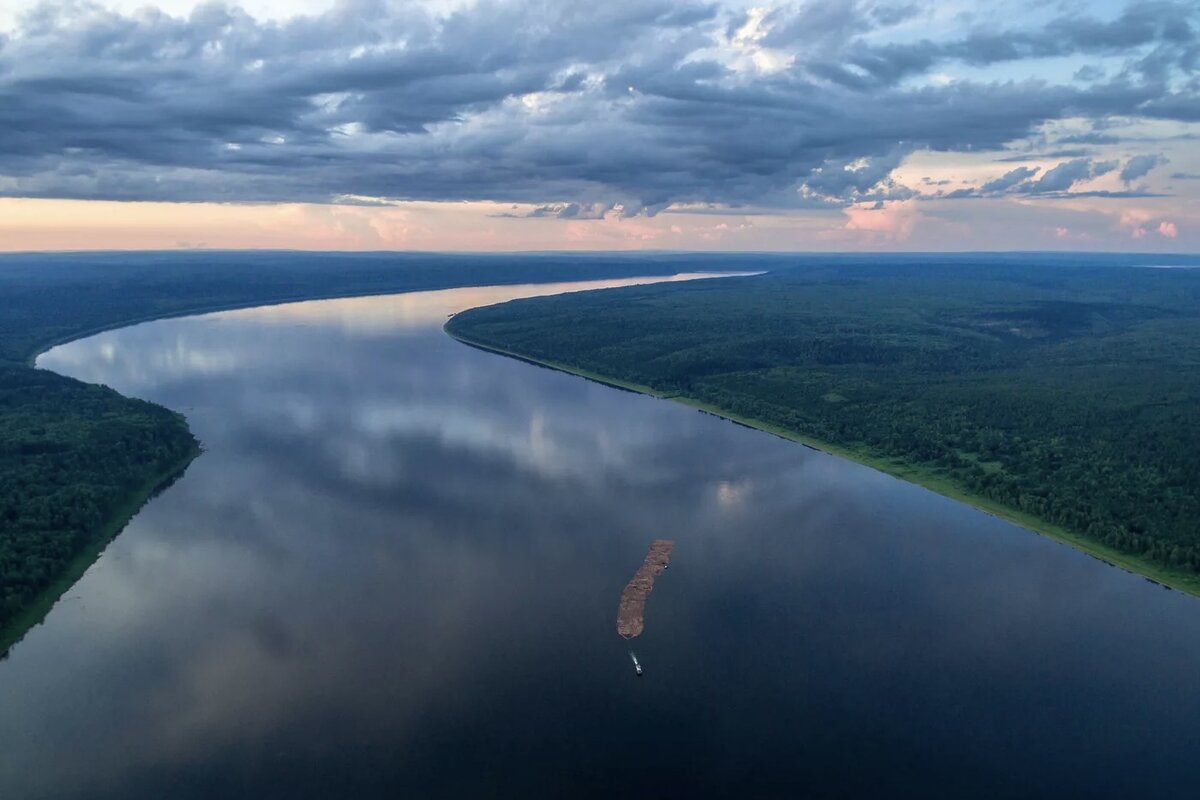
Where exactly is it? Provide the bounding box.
[448,258,1200,593]
[0,251,754,652]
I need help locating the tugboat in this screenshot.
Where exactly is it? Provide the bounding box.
[630,651,643,676]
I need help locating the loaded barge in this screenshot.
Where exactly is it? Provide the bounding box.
[617,539,675,639]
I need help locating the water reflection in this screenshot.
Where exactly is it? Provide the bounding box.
[3,278,1200,798]
[210,273,747,332]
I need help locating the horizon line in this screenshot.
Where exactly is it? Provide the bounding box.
[1,248,1198,258]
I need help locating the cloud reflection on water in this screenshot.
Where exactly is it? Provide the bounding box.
[7,277,1200,798]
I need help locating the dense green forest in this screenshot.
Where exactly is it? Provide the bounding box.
[448,259,1200,592]
[0,365,199,639]
[0,250,741,651]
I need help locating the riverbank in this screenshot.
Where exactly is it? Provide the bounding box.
[0,266,722,657]
[446,326,1200,600]
[0,437,201,655]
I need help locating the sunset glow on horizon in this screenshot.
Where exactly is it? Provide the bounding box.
[2,192,1192,253]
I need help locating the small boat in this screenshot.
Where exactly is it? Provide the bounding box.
[630,651,643,676]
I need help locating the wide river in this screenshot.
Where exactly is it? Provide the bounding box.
[4,277,1200,798]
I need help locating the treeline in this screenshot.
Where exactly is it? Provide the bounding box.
[448,260,1200,583]
[0,365,198,626]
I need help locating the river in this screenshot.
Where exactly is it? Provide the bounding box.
[3,276,1200,798]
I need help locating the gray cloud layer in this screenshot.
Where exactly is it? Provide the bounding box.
[1120,153,1166,182]
[947,155,1164,199]
[0,0,1196,211]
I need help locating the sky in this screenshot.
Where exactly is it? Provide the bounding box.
[0,0,1197,252]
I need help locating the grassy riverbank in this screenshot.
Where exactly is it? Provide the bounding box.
[446,259,1200,599]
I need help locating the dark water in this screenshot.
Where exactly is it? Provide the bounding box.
[5,278,1200,799]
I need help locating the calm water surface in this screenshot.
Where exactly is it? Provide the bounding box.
[4,277,1200,798]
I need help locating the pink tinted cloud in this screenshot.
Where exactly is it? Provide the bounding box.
[843,200,920,241]
[1119,209,1151,240]
[1158,221,1178,238]
[1053,226,1091,241]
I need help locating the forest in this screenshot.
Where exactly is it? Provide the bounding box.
[0,363,198,638]
[448,257,1200,592]
[0,250,753,650]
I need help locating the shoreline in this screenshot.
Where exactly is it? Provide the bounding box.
[0,439,202,655]
[8,268,1193,656]
[2,272,705,657]
[21,270,731,368]
[445,326,1200,599]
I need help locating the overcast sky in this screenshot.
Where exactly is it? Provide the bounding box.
[0,0,1197,251]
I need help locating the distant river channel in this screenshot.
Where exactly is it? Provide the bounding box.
[4,275,1200,799]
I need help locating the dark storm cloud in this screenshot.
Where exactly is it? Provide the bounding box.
[0,0,1196,211]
